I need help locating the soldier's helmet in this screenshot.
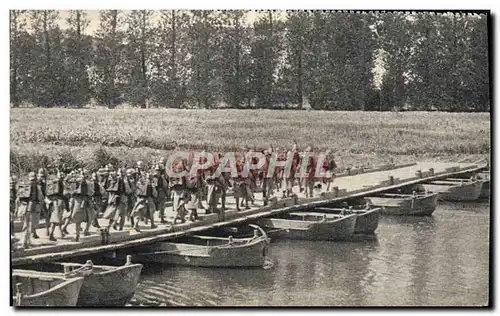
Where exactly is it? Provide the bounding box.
[137,161,144,169]
[126,168,135,176]
[28,172,36,181]
[106,164,114,171]
[91,172,98,181]
[292,144,298,151]
[305,146,312,152]
[37,168,46,178]
[159,157,166,165]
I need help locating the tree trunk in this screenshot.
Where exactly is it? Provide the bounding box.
[10,11,19,107]
[170,10,178,108]
[140,11,147,109]
[43,11,52,107]
[297,49,303,109]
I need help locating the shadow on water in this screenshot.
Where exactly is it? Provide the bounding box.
[77,201,489,306]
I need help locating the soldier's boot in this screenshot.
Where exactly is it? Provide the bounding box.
[49,224,57,241]
[133,216,141,232]
[118,216,126,231]
[74,223,81,242]
[235,198,241,212]
[245,199,250,210]
[92,218,101,228]
[130,217,135,227]
[160,209,167,224]
[83,222,91,236]
[150,217,157,230]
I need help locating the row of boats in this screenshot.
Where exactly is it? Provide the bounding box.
[12,171,489,307]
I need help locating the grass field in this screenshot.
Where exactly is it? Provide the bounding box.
[10,108,491,174]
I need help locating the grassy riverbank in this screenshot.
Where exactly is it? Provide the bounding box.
[10,108,490,174]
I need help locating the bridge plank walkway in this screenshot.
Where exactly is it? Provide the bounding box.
[11,161,485,266]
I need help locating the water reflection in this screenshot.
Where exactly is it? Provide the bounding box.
[131,202,489,306]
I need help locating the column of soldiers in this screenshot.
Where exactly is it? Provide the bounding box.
[10,145,338,248]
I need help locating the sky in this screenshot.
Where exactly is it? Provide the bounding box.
[56,10,273,34]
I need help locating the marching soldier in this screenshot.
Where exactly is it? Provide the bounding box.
[304,146,316,198]
[152,164,169,224]
[103,170,128,231]
[131,172,157,231]
[37,168,48,237]
[95,167,110,222]
[261,148,274,206]
[158,158,170,202]
[234,158,251,211]
[125,168,137,226]
[325,150,337,192]
[45,170,66,241]
[205,175,221,215]
[61,169,93,241]
[15,172,44,248]
[170,155,187,216]
[90,172,104,229]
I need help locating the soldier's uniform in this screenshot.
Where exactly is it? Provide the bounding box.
[304,148,316,198]
[62,171,95,241]
[103,171,128,231]
[261,149,274,205]
[45,172,66,241]
[16,172,44,247]
[170,157,187,216]
[234,160,250,211]
[36,168,48,237]
[131,173,157,231]
[124,169,137,226]
[96,167,110,221]
[152,165,169,224]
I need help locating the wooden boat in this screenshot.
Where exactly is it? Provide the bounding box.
[256,212,357,241]
[447,173,490,199]
[365,192,439,216]
[12,270,84,306]
[131,224,269,268]
[32,256,143,306]
[419,178,483,202]
[314,206,380,234]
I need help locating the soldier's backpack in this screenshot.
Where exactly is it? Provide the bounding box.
[135,177,149,197]
[107,178,120,192]
[46,177,62,196]
[86,180,95,197]
[64,178,78,196]
[16,183,32,199]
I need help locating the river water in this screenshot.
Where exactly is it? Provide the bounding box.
[129,202,490,307]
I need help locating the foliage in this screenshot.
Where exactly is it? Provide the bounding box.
[9,11,490,112]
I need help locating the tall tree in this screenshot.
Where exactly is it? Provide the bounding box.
[10,10,28,107]
[284,11,311,108]
[376,12,414,110]
[251,11,284,108]
[218,10,251,108]
[151,10,191,108]
[123,10,154,108]
[187,10,221,108]
[91,10,123,108]
[65,10,92,107]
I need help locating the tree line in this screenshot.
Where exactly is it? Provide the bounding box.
[9,10,490,111]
